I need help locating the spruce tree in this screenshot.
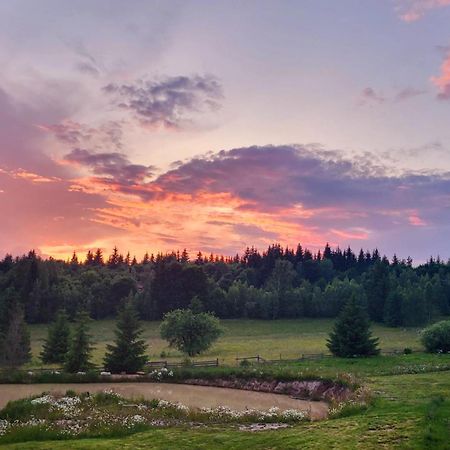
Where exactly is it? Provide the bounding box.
[104,298,148,373]
[327,294,380,357]
[64,311,93,373]
[0,303,31,368]
[41,310,70,364]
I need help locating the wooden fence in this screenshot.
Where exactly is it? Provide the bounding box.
[235,349,415,365]
[146,358,219,369]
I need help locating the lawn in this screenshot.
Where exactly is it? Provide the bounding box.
[28,318,425,367]
[12,319,448,448]
[1,364,449,449]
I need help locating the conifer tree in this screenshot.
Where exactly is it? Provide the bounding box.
[104,298,148,373]
[0,303,31,368]
[64,311,93,373]
[327,294,379,357]
[70,252,78,266]
[108,246,120,268]
[41,310,70,364]
[85,250,94,265]
[93,248,104,266]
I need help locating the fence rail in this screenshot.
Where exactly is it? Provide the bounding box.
[146,358,219,369]
[235,349,415,365]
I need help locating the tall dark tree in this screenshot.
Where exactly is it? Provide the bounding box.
[0,303,31,368]
[85,250,94,265]
[365,261,390,321]
[104,298,148,373]
[383,289,403,327]
[93,248,104,266]
[327,294,379,357]
[41,310,70,364]
[64,311,93,373]
[108,246,120,268]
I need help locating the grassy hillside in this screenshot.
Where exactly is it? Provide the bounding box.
[28,318,425,367]
[1,356,450,449]
[10,318,447,448]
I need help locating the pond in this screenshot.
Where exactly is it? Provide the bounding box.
[0,383,328,419]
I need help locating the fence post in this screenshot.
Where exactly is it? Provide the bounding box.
[216,358,219,367]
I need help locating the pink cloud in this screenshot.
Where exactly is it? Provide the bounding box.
[409,214,427,226]
[396,0,450,22]
[431,53,450,99]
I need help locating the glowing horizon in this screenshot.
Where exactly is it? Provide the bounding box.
[1,1,450,263]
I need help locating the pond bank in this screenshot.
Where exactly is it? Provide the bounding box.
[0,383,329,419]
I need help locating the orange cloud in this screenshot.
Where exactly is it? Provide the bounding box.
[331,228,370,240]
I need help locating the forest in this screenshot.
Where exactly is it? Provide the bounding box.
[1,243,449,329]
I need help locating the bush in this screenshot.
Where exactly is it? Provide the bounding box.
[421,320,450,353]
[403,348,412,355]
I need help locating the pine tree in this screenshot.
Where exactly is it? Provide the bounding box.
[327,294,379,357]
[93,248,104,266]
[383,289,403,327]
[64,311,93,373]
[41,310,70,364]
[104,298,148,373]
[108,246,120,268]
[0,303,31,368]
[85,250,94,266]
[142,252,150,264]
[70,252,78,266]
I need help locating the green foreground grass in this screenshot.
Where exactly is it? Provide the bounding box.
[3,319,448,449]
[1,363,449,449]
[28,318,425,367]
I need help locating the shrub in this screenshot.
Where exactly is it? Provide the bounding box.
[421,320,450,353]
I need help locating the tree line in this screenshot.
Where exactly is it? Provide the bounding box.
[1,244,449,333]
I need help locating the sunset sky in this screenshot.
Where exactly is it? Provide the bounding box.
[1,0,450,262]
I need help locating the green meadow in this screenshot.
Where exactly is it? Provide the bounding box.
[28,318,425,367]
[2,354,450,449]
[1,318,445,449]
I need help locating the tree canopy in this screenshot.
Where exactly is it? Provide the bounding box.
[160,309,223,357]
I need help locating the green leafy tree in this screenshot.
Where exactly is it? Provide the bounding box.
[327,294,380,357]
[64,311,93,373]
[421,320,450,353]
[104,298,148,373]
[160,309,223,357]
[0,303,31,368]
[41,310,70,364]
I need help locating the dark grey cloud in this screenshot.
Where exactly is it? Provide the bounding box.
[359,86,425,105]
[64,148,155,185]
[42,120,123,150]
[359,87,386,105]
[394,87,427,101]
[144,145,450,228]
[103,74,223,128]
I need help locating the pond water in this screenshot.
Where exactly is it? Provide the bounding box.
[0,383,328,419]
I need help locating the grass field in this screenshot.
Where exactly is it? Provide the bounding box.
[9,318,447,448]
[2,354,450,449]
[28,318,426,367]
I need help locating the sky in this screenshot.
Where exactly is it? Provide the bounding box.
[1,0,450,262]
